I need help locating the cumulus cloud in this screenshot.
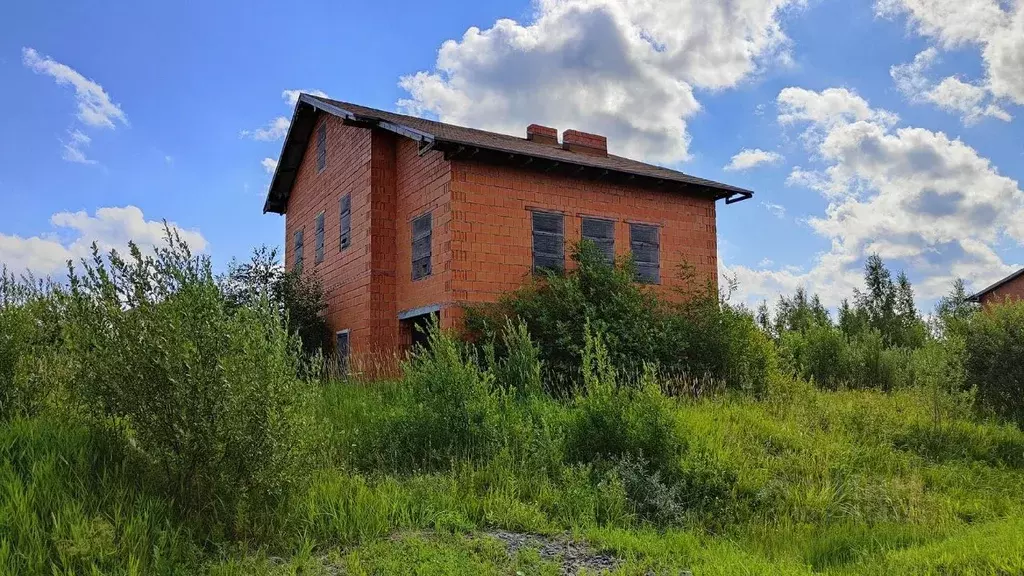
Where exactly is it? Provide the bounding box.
[877,0,1024,105]
[22,47,128,129]
[0,206,207,278]
[261,157,278,174]
[243,89,329,141]
[729,86,1021,307]
[398,0,805,163]
[890,47,1012,124]
[725,148,783,171]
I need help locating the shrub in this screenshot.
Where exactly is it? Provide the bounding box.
[487,317,543,397]
[0,272,67,421]
[358,325,503,471]
[62,234,315,535]
[467,241,663,395]
[780,324,853,390]
[964,300,1024,426]
[222,246,329,359]
[564,327,683,477]
[663,298,777,395]
[468,242,777,395]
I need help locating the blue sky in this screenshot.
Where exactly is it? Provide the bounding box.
[2,0,1022,310]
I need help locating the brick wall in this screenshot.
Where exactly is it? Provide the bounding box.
[979,274,1024,306]
[394,138,456,327]
[449,159,718,304]
[284,119,721,361]
[284,113,375,355]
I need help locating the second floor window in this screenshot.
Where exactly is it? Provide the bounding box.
[630,223,660,284]
[314,211,325,264]
[293,228,304,271]
[339,194,351,251]
[315,122,327,173]
[412,212,432,280]
[582,216,615,265]
[532,211,564,274]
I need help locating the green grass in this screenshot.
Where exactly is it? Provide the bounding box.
[4,380,1024,575]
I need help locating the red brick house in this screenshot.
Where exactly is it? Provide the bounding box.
[968,268,1024,306]
[263,94,752,366]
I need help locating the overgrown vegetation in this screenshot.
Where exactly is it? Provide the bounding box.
[3,234,1024,575]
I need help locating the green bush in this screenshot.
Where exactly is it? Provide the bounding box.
[467,241,662,395]
[486,317,543,397]
[222,246,329,358]
[62,235,315,535]
[358,326,503,472]
[964,300,1024,426]
[663,299,777,395]
[564,328,683,477]
[0,273,70,422]
[467,242,777,396]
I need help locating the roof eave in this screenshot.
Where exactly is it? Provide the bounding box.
[264,94,753,213]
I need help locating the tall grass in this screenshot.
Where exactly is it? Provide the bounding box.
[5,238,1024,574]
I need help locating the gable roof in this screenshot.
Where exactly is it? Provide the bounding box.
[264,94,754,214]
[967,267,1024,302]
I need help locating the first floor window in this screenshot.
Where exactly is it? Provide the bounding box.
[293,228,304,271]
[630,223,660,284]
[531,211,564,274]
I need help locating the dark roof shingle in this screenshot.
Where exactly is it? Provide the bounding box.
[264,94,753,213]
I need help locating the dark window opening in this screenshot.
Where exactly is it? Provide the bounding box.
[630,223,660,284]
[293,228,304,271]
[315,122,327,173]
[412,212,432,280]
[339,194,351,251]
[335,330,350,375]
[532,211,564,274]
[314,211,325,264]
[582,217,615,264]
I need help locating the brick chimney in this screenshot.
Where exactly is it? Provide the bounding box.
[562,129,608,157]
[526,124,559,146]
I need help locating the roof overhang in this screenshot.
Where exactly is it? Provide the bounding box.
[966,267,1024,303]
[263,94,754,214]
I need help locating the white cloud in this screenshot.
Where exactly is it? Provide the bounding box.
[725,148,783,171]
[22,47,128,129]
[241,116,290,141]
[61,130,96,165]
[891,47,939,98]
[890,48,1012,124]
[261,157,278,174]
[778,87,898,129]
[243,89,329,141]
[877,0,1024,105]
[398,0,805,163]
[731,86,1022,307]
[927,76,1012,123]
[0,206,207,278]
[281,89,328,107]
[761,200,786,218]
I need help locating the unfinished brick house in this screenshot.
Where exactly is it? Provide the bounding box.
[968,268,1024,306]
[263,94,753,366]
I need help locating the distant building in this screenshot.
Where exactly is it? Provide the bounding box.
[968,268,1024,306]
[263,94,752,367]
